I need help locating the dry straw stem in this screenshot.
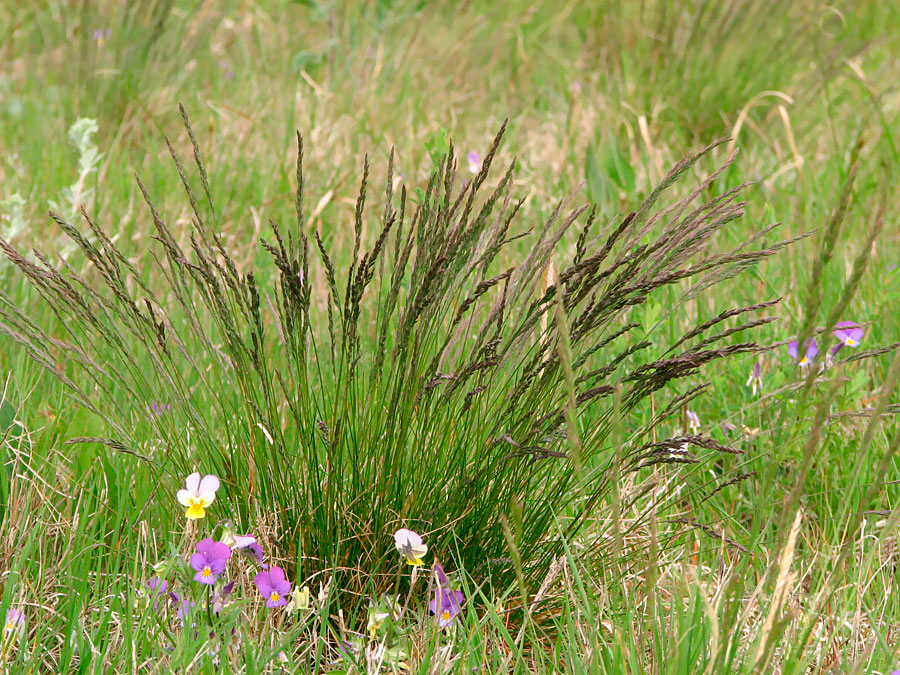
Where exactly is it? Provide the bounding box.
[753,508,804,670]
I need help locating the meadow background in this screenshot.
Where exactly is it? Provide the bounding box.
[1,0,900,672]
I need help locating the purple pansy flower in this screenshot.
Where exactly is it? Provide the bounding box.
[190,538,232,585]
[686,410,700,434]
[93,28,111,46]
[3,608,24,638]
[833,321,864,348]
[787,338,818,366]
[168,591,195,627]
[746,360,763,395]
[254,566,291,607]
[467,151,481,175]
[240,542,268,569]
[213,580,235,614]
[222,526,270,569]
[429,564,464,628]
[176,599,195,627]
[146,577,169,610]
[148,402,172,417]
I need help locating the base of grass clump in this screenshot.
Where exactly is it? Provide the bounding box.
[0,106,790,619]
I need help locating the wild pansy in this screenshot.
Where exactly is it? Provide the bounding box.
[746,361,763,395]
[393,528,427,566]
[172,595,195,628]
[190,538,232,585]
[93,28,111,47]
[147,401,171,417]
[467,151,481,175]
[2,608,24,639]
[787,338,817,366]
[177,472,220,520]
[833,321,864,348]
[429,564,464,628]
[213,580,235,614]
[145,577,169,610]
[686,410,700,434]
[221,524,269,569]
[254,566,291,607]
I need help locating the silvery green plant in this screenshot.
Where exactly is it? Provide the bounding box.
[48,118,102,257]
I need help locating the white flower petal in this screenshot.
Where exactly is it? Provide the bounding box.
[197,492,216,507]
[185,472,201,495]
[177,489,194,506]
[198,474,220,495]
[232,534,256,548]
[393,528,422,550]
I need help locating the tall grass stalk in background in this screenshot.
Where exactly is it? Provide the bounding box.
[0,109,793,612]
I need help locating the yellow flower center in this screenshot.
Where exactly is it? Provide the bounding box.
[185,497,207,519]
[202,566,212,578]
[4,623,12,632]
[270,592,280,603]
[799,357,808,365]
[442,611,451,622]
[846,338,856,346]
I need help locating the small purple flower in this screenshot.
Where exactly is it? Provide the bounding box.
[686,410,700,434]
[145,577,169,610]
[190,538,232,585]
[148,401,172,417]
[213,580,235,614]
[833,321,864,348]
[240,542,269,569]
[787,338,818,366]
[220,61,235,80]
[176,598,195,627]
[3,608,24,638]
[429,563,464,628]
[467,151,481,175]
[93,28,111,46]
[254,566,291,607]
[746,361,763,395]
[223,529,270,569]
[168,590,196,628]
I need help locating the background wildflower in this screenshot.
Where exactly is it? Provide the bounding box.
[190,538,232,585]
[746,361,763,395]
[222,529,269,569]
[145,578,169,610]
[429,563,464,628]
[213,580,235,614]
[393,528,427,566]
[93,28,111,47]
[788,338,818,366]
[2,608,24,640]
[177,472,220,520]
[254,566,291,607]
[467,151,480,174]
[686,410,701,433]
[834,321,864,347]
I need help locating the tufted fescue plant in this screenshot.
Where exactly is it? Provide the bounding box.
[0,108,798,609]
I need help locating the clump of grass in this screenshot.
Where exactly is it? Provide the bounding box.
[0,108,786,613]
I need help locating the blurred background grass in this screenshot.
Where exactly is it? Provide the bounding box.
[1,0,900,671]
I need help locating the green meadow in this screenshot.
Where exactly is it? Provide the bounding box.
[1,1,899,672]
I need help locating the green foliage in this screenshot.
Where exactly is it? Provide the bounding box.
[0,0,898,671]
[0,114,779,617]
